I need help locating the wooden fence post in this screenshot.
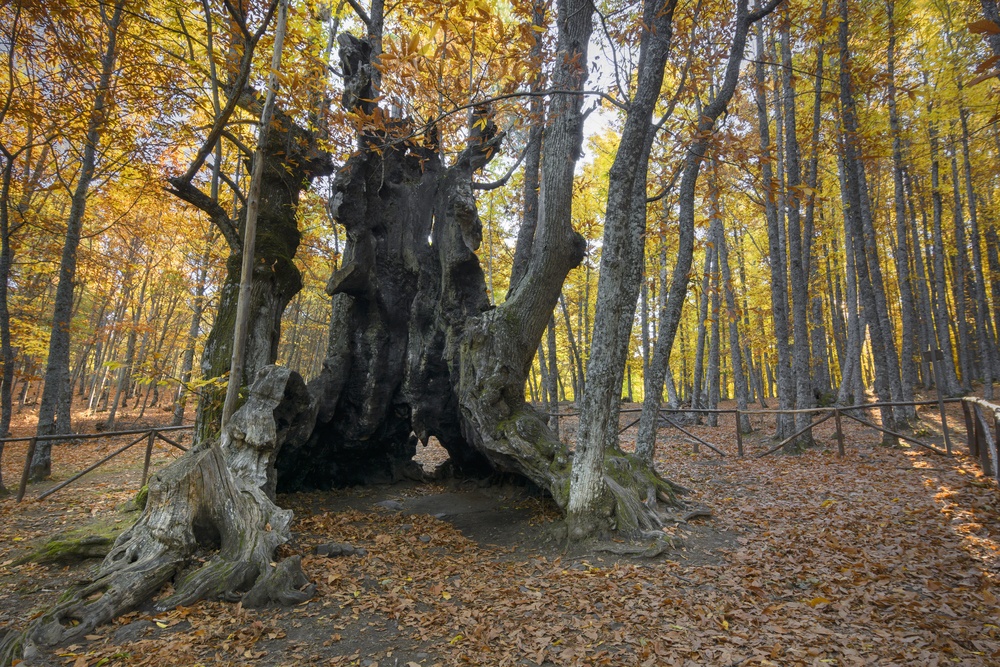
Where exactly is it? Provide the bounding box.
[835,409,845,457]
[141,430,155,487]
[735,410,744,457]
[16,437,37,502]
[975,407,991,475]
[962,400,975,456]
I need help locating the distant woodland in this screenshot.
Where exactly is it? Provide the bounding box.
[2,0,1000,488]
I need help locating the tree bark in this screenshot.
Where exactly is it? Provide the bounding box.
[754,23,795,441]
[506,2,545,297]
[31,0,125,481]
[636,0,781,461]
[173,233,212,425]
[835,152,864,407]
[559,294,585,399]
[106,263,149,430]
[926,123,962,394]
[904,166,936,387]
[706,244,721,426]
[949,144,974,390]
[691,247,712,414]
[804,1,830,399]
[779,8,815,444]
[711,167,751,432]
[838,0,902,441]
[886,0,920,414]
[547,316,560,435]
[960,108,997,393]
[4,366,317,662]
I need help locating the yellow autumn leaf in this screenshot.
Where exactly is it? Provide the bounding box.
[820,499,835,508]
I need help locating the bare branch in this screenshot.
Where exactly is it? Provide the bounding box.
[343,0,372,27]
[748,0,784,23]
[167,178,241,252]
[473,142,528,191]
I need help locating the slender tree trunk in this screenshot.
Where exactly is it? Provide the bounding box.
[559,294,585,399]
[780,9,815,445]
[107,266,148,430]
[536,343,550,416]
[904,166,936,387]
[961,109,997,395]
[826,243,846,378]
[986,227,1000,356]
[636,0,779,461]
[568,0,681,539]
[691,248,712,414]
[711,169,750,432]
[174,236,212,425]
[755,24,795,440]
[886,1,920,414]
[31,0,125,480]
[927,122,962,393]
[737,231,765,408]
[547,316,559,436]
[640,268,651,374]
[507,2,545,296]
[836,153,863,407]
[838,0,898,439]
[949,145,975,390]
[0,164,12,490]
[665,365,679,407]
[707,242,721,427]
[635,0,777,462]
[804,1,830,399]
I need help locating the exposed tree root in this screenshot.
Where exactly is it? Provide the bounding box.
[2,367,315,666]
[458,317,690,543]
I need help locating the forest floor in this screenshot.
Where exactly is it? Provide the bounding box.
[1,394,1000,666]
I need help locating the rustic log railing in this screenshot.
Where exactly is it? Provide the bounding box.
[961,398,1000,480]
[543,398,964,459]
[4,425,193,502]
[6,397,980,503]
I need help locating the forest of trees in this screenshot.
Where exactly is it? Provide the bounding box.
[4,0,1000,655]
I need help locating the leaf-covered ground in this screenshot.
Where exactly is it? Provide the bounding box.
[1,398,999,666]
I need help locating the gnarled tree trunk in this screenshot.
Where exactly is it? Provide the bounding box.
[169,100,333,441]
[2,366,316,664]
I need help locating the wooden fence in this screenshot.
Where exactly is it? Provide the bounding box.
[548,398,964,459]
[4,425,192,502]
[961,398,1000,480]
[10,396,995,503]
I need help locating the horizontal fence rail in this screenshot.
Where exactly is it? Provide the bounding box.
[14,425,193,502]
[540,398,964,459]
[9,397,982,503]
